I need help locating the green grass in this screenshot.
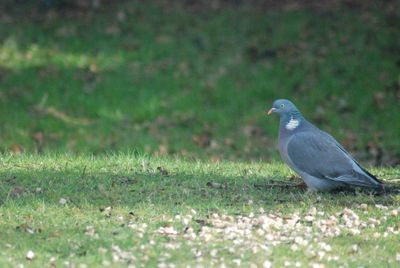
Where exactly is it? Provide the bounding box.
[0,1,399,162]
[0,2,399,266]
[0,154,399,267]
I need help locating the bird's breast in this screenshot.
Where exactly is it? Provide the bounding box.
[278,134,291,165]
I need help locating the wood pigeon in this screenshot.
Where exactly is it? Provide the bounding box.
[268,99,384,192]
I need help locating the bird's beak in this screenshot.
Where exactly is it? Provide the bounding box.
[267,108,276,115]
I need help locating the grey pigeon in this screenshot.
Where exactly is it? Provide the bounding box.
[268,99,384,192]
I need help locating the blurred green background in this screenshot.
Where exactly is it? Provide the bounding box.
[0,0,399,164]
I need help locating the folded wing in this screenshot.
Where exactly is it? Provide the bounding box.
[287,131,382,189]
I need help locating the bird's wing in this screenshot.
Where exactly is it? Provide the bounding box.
[318,130,382,184]
[287,131,381,188]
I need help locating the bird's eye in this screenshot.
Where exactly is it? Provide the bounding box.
[280,104,285,108]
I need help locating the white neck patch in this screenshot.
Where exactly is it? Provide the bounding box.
[285,117,300,130]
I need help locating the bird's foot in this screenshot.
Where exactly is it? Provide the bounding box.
[304,188,319,196]
[296,181,308,190]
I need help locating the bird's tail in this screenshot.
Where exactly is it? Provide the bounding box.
[343,172,396,195]
[380,184,400,195]
[357,172,400,195]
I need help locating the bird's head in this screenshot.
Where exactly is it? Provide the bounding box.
[267,99,299,116]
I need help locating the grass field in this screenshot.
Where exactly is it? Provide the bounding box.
[0,1,399,163]
[0,1,400,267]
[0,154,399,267]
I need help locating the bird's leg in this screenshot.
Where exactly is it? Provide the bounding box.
[304,188,318,196]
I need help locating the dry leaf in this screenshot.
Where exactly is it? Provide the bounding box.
[157,166,169,176]
[206,181,227,189]
[10,186,25,198]
[35,105,92,126]
[9,144,24,154]
[192,133,212,148]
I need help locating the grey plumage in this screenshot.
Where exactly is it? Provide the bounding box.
[268,99,383,192]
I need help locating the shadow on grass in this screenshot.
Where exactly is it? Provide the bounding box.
[1,168,399,210]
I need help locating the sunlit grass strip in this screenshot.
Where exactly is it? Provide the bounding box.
[0,154,399,267]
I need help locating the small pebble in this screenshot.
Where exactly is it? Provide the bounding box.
[26,250,35,260]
